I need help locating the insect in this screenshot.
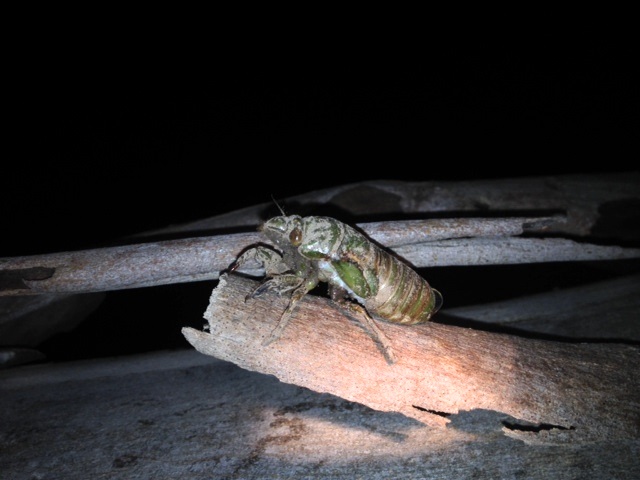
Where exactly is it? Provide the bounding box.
[230,214,442,364]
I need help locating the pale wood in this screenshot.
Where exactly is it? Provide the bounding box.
[2,217,639,296]
[183,274,640,445]
[445,273,640,341]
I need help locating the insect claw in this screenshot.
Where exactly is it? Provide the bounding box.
[261,327,283,347]
[432,289,443,316]
[383,345,397,365]
[261,310,294,347]
[252,283,270,297]
[244,280,274,302]
[261,334,277,347]
[244,287,262,302]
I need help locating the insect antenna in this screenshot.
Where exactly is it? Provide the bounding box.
[271,195,287,215]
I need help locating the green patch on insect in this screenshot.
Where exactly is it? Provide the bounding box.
[230,214,442,364]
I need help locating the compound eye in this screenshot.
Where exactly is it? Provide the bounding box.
[289,227,303,246]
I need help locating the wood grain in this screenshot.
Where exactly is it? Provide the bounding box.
[183,274,640,445]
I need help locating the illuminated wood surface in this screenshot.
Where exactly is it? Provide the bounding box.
[183,274,640,445]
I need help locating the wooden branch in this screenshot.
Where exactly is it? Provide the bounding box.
[182,274,640,445]
[2,216,639,296]
[145,172,640,241]
[392,237,640,266]
[444,273,640,341]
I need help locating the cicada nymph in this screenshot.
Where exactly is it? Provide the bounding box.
[231,215,442,364]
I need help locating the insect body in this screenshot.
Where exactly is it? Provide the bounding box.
[231,215,442,364]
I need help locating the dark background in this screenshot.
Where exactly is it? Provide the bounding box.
[4,35,636,257]
[3,35,636,360]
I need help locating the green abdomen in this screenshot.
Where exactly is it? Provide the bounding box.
[365,247,441,325]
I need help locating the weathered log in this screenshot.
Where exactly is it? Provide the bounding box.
[445,273,640,341]
[182,274,640,445]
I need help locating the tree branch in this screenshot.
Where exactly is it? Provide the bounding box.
[2,216,639,296]
[183,274,640,445]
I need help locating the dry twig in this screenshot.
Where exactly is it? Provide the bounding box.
[2,216,639,296]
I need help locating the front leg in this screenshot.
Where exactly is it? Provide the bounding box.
[230,245,288,277]
[231,246,291,300]
[231,245,319,347]
[250,274,304,298]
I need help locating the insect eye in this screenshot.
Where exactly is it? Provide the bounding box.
[289,227,303,246]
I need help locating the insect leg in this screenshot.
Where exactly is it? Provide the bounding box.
[251,274,303,298]
[328,285,397,365]
[230,246,292,300]
[230,246,288,276]
[263,275,319,346]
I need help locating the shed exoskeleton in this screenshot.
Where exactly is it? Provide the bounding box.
[231,215,442,364]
